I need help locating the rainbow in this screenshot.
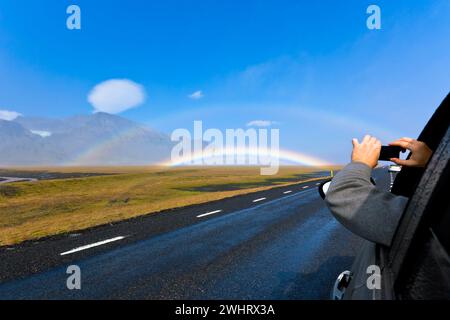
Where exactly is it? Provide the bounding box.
[158,147,330,167]
[65,126,146,165]
[64,125,331,167]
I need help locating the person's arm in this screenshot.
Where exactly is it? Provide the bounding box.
[325,161,408,246]
[325,135,408,246]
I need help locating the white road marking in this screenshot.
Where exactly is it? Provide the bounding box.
[197,210,222,218]
[253,197,266,203]
[60,236,125,256]
[283,190,292,194]
[302,186,309,189]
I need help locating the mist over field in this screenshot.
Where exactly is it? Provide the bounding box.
[0,112,172,166]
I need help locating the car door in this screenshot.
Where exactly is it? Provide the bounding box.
[387,125,450,299]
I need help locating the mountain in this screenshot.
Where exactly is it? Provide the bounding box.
[0,113,173,166]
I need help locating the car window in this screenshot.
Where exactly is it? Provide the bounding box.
[391,93,450,198]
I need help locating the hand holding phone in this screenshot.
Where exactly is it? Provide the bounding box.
[387,138,432,167]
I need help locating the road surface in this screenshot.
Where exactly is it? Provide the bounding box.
[0,169,390,299]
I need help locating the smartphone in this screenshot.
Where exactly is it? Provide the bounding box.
[379,146,405,161]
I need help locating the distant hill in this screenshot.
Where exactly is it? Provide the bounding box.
[0,113,173,166]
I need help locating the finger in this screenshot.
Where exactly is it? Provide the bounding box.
[375,140,382,154]
[389,140,410,149]
[389,139,401,145]
[362,135,371,144]
[352,138,359,147]
[390,158,410,166]
[399,137,414,142]
[369,136,378,144]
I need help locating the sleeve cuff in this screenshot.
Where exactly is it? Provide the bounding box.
[342,161,373,179]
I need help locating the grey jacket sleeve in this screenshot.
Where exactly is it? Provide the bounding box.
[325,162,408,246]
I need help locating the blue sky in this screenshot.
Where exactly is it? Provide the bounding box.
[0,0,449,163]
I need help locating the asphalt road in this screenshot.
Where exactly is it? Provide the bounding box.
[0,169,390,300]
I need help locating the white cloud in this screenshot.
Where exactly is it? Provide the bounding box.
[188,90,204,100]
[88,79,146,114]
[0,110,22,121]
[246,120,278,127]
[31,130,52,138]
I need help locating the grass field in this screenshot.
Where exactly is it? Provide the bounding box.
[0,166,337,246]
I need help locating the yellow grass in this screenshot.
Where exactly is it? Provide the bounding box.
[0,166,338,246]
